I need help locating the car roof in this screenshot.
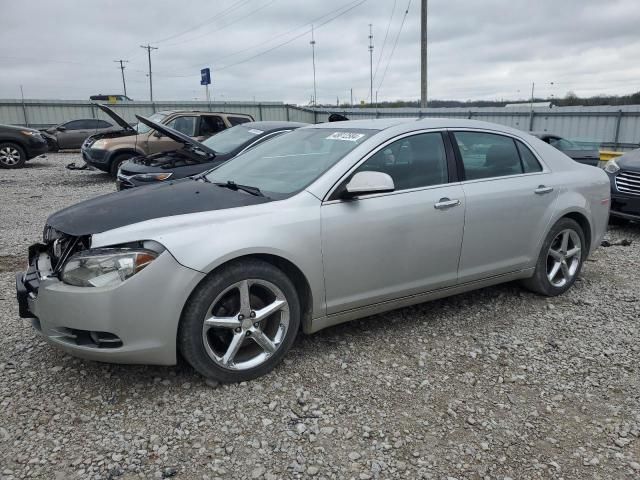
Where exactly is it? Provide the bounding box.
[156,110,253,116]
[308,117,536,135]
[241,121,308,130]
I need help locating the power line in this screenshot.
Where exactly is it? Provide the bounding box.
[376,0,412,96]
[151,0,366,78]
[373,0,397,82]
[140,45,159,101]
[154,0,252,44]
[217,0,368,72]
[113,59,129,97]
[162,0,276,48]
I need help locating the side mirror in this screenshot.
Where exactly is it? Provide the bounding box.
[152,130,163,138]
[56,126,66,132]
[343,171,395,198]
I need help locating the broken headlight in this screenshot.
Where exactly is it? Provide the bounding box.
[61,249,158,287]
[604,159,620,174]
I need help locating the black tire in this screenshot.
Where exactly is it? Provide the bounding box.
[109,152,134,178]
[178,259,300,382]
[0,142,26,169]
[522,218,586,296]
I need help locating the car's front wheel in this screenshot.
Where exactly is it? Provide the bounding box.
[0,142,26,169]
[522,218,586,296]
[179,259,300,382]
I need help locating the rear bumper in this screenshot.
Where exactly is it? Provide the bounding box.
[16,249,205,365]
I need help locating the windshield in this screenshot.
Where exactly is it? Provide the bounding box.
[135,112,168,133]
[204,128,375,195]
[202,125,266,154]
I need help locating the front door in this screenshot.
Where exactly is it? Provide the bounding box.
[451,130,559,283]
[321,132,466,314]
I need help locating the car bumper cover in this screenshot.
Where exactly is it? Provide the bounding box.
[610,193,640,220]
[16,250,205,365]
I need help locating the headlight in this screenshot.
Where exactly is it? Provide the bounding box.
[92,139,108,149]
[604,159,620,174]
[61,248,158,287]
[21,130,42,138]
[131,172,173,182]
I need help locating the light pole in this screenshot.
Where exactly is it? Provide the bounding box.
[368,24,374,105]
[310,25,317,106]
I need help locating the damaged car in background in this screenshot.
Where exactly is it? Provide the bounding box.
[602,147,640,223]
[81,104,254,176]
[117,115,307,189]
[16,118,610,383]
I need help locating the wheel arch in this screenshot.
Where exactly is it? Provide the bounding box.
[183,253,315,335]
[561,211,592,254]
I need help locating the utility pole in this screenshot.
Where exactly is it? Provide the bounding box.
[350,88,353,106]
[420,0,428,108]
[310,25,317,106]
[114,59,129,97]
[368,24,374,105]
[140,44,158,102]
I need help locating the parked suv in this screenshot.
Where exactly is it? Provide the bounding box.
[0,124,48,168]
[82,104,253,176]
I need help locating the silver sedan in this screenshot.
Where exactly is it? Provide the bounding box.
[17,118,610,382]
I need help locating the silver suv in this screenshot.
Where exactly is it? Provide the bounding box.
[17,118,610,382]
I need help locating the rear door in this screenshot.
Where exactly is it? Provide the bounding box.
[321,131,466,314]
[451,130,559,283]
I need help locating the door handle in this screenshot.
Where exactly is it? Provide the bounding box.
[534,185,554,195]
[434,198,461,210]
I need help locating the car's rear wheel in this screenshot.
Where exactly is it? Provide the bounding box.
[0,143,26,169]
[109,152,134,178]
[522,218,586,296]
[178,259,300,382]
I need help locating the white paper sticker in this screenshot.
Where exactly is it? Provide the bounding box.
[325,132,365,142]
[247,129,264,135]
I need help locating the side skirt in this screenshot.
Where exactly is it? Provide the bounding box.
[307,268,534,334]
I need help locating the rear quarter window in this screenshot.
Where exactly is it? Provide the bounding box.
[228,116,251,126]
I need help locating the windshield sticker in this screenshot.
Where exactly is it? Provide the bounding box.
[247,129,264,135]
[325,132,365,142]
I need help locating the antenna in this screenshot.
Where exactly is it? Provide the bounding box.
[310,25,317,106]
[140,44,159,101]
[113,59,129,97]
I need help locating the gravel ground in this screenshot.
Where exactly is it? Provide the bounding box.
[1,153,639,480]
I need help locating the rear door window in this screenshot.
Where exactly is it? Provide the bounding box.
[454,132,524,180]
[199,115,226,136]
[228,116,251,126]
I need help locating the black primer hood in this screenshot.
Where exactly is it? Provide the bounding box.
[617,148,640,171]
[135,114,215,155]
[46,178,272,236]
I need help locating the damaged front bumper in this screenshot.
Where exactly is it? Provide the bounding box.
[16,245,205,366]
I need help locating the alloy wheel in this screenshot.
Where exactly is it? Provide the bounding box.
[0,147,21,166]
[201,279,290,370]
[546,229,581,288]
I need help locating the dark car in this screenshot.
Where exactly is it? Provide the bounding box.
[531,132,600,166]
[0,124,48,168]
[603,149,640,222]
[41,118,117,150]
[117,117,307,189]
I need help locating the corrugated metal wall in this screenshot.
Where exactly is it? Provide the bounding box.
[3,100,640,150]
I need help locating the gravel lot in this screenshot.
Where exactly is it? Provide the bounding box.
[1,153,639,480]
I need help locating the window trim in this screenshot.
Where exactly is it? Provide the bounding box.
[323,129,457,203]
[447,129,549,184]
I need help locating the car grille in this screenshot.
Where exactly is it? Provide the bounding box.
[616,170,640,196]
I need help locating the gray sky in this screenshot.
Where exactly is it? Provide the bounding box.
[1,0,638,104]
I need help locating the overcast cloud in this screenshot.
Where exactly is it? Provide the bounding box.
[1,0,639,104]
